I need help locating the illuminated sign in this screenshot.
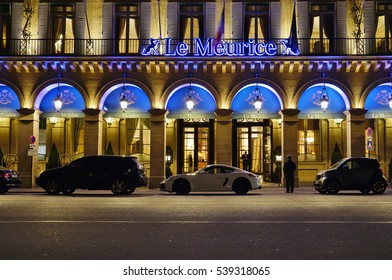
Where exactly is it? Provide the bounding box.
[141,38,299,57]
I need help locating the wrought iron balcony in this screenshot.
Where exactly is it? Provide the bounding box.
[0,37,391,57]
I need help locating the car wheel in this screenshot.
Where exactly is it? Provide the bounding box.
[173,179,191,195]
[111,179,127,195]
[45,179,62,195]
[233,178,250,195]
[371,180,386,194]
[326,180,340,194]
[126,187,136,194]
[359,188,371,194]
[317,189,327,194]
[62,187,76,195]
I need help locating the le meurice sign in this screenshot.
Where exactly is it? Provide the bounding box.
[141,38,300,57]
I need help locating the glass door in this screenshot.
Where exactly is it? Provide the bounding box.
[177,119,214,174]
[233,120,272,181]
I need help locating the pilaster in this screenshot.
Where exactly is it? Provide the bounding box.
[17,108,41,188]
[344,109,367,157]
[279,109,300,187]
[149,109,168,188]
[214,109,233,166]
[82,109,104,156]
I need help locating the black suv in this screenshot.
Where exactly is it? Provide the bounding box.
[313,157,388,194]
[36,156,148,195]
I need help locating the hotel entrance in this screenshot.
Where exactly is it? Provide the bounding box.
[232,120,272,181]
[177,119,214,173]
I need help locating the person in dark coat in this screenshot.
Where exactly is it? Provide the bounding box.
[283,155,296,193]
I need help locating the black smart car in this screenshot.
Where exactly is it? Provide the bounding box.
[313,157,388,194]
[36,156,148,195]
[0,166,22,194]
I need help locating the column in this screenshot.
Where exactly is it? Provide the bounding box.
[17,108,40,188]
[279,109,300,187]
[344,109,367,157]
[214,109,233,166]
[149,109,167,189]
[82,109,104,156]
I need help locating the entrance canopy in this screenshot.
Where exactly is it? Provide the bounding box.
[298,83,349,119]
[166,84,217,119]
[35,84,85,118]
[365,83,392,118]
[100,84,151,118]
[0,84,20,117]
[231,83,283,119]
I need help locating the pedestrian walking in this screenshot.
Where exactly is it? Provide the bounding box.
[283,155,296,193]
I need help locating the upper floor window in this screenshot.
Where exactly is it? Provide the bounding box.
[179,3,204,49]
[376,3,392,53]
[244,3,270,42]
[0,4,10,52]
[50,4,74,54]
[310,3,335,54]
[115,4,139,54]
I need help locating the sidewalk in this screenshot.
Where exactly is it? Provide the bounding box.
[5,182,314,194]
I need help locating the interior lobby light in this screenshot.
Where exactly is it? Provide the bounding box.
[49,116,58,127]
[334,118,344,127]
[105,117,114,127]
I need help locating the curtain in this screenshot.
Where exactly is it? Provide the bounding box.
[260,16,269,41]
[126,118,139,155]
[73,118,84,153]
[244,16,251,41]
[142,118,150,130]
[323,14,334,52]
[197,15,204,39]
[116,17,126,53]
[180,16,188,41]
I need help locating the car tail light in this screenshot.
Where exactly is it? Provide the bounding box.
[0,172,9,178]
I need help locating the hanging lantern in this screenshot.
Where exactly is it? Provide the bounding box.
[320,83,329,112]
[185,91,194,113]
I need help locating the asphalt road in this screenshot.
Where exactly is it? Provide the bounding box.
[1,186,392,260]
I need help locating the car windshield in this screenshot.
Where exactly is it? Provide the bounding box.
[329,158,346,169]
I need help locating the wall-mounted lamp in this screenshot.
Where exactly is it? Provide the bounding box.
[54,73,63,112]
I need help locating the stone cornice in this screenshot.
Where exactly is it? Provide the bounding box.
[1,56,391,74]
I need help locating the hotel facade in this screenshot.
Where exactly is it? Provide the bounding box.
[0,0,392,188]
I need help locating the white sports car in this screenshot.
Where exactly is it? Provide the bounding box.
[160,164,262,195]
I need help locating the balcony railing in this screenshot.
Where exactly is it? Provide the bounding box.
[0,37,391,57]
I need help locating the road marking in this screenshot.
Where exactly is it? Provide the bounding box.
[1,220,392,224]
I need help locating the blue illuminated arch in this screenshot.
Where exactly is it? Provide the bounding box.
[231,84,283,118]
[0,84,20,117]
[166,84,217,118]
[364,83,392,118]
[35,84,85,117]
[100,84,151,118]
[298,83,349,118]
